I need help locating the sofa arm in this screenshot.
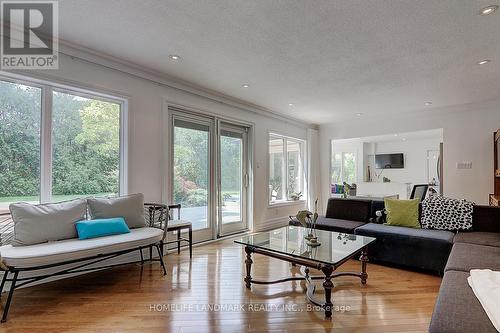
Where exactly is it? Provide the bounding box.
[472,205,500,233]
[144,203,169,242]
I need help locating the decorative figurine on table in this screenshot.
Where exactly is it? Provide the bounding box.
[295,199,321,247]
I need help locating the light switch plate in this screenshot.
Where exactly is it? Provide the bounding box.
[456,161,472,169]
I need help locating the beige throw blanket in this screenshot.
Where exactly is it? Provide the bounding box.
[468,269,500,332]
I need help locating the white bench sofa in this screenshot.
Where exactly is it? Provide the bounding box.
[0,195,168,323]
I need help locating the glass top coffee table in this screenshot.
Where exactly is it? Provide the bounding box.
[235,226,376,318]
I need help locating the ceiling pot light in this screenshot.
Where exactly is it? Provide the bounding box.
[356,113,363,116]
[394,134,399,137]
[480,5,498,15]
[169,54,181,61]
[478,59,491,65]
[424,101,433,106]
[402,138,407,141]
[288,103,294,106]
[242,84,250,88]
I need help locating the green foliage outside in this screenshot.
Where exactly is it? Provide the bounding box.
[0,80,120,202]
[173,127,242,208]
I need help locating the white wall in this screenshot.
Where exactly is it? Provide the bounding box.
[3,46,314,231]
[369,137,441,184]
[320,101,500,206]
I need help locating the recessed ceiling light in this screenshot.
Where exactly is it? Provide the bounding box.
[394,134,399,137]
[424,101,433,106]
[402,138,407,141]
[478,59,491,65]
[480,5,498,15]
[169,54,181,61]
[288,103,294,106]
[356,113,363,116]
[242,84,250,88]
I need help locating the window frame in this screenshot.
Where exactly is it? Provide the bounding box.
[0,73,128,205]
[268,132,306,206]
[330,146,357,185]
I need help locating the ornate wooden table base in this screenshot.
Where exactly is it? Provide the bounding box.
[244,245,369,318]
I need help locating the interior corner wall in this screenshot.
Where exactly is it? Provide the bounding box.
[3,51,313,231]
[319,102,500,206]
[306,128,322,212]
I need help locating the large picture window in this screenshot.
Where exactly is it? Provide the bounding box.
[0,80,42,209]
[0,76,126,212]
[269,133,305,204]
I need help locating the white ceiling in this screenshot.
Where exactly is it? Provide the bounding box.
[56,0,500,124]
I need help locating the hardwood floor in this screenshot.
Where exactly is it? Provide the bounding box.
[0,239,441,332]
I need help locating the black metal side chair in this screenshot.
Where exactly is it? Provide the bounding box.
[410,184,429,201]
[165,204,193,258]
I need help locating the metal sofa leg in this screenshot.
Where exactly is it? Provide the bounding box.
[155,244,167,276]
[160,240,164,257]
[177,230,181,254]
[0,272,8,296]
[189,226,193,259]
[1,271,19,323]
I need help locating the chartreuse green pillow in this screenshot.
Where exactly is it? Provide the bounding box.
[384,198,421,228]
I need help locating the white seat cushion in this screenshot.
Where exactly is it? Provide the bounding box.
[168,220,192,228]
[0,227,163,268]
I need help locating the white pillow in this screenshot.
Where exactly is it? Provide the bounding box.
[87,193,145,229]
[10,199,87,246]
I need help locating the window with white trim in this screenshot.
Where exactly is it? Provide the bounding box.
[0,76,126,211]
[331,151,356,185]
[269,133,305,204]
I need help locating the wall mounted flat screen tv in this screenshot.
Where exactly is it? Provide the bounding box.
[375,153,404,169]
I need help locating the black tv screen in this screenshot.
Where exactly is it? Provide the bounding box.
[375,153,404,169]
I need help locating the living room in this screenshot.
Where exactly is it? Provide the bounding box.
[0,1,499,332]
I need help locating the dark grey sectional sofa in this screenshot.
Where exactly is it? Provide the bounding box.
[291,198,454,272]
[429,208,500,333]
[289,198,500,332]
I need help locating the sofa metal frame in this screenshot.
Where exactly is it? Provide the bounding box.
[0,202,170,323]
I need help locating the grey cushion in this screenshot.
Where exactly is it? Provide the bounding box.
[429,270,497,333]
[9,199,87,246]
[0,227,164,268]
[355,222,455,243]
[445,242,500,272]
[325,198,371,222]
[87,193,145,228]
[453,232,500,247]
[354,223,454,272]
[315,217,365,233]
[289,216,365,233]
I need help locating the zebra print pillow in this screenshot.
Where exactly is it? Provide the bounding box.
[421,195,474,231]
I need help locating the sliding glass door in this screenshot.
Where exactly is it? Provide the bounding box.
[172,115,214,241]
[218,123,248,236]
[170,110,249,242]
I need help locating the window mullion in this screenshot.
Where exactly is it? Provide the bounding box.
[40,86,53,203]
[283,138,287,200]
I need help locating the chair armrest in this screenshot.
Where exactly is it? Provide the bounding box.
[167,204,181,220]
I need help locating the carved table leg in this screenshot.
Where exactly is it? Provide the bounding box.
[322,265,334,319]
[360,247,369,285]
[244,246,253,289]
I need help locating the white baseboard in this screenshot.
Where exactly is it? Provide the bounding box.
[255,216,290,232]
